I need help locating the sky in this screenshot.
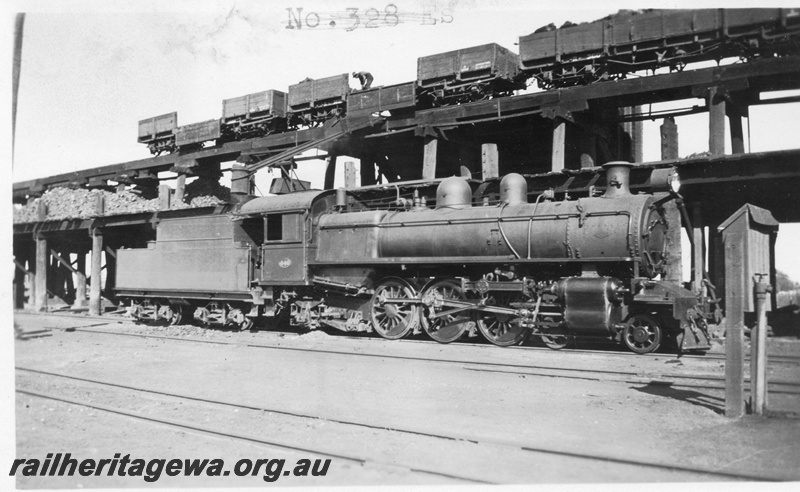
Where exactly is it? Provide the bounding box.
[2,1,800,490]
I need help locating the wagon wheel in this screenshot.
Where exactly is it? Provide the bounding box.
[370,278,420,340]
[623,314,662,354]
[156,304,183,326]
[420,279,475,344]
[476,293,527,347]
[539,317,573,350]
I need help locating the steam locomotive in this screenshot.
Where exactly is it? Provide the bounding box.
[137,8,800,154]
[115,163,712,354]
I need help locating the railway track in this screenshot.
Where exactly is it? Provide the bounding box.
[18,310,800,366]
[16,367,780,483]
[18,314,800,396]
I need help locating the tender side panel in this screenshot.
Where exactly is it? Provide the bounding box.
[117,241,251,293]
[117,215,252,293]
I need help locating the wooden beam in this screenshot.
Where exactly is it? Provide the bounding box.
[50,249,80,274]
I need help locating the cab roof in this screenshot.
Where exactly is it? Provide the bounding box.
[236,190,326,215]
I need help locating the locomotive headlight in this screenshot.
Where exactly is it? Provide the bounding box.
[667,168,681,194]
[651,167,681,194]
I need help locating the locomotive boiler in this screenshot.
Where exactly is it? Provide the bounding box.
[116,162,712,354]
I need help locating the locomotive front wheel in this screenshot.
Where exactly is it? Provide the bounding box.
[476,293,526,347]
[623,314,662,354]
[420,279,475,344]
[370,278,420,340]
[540,327,574,350]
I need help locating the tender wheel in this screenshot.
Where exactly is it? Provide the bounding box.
[420,279,475,344]
[476,293,527,347]
[623,314,662,354]
[194,307,212,326]
[370,278,420,340]
[226,308,254,331]
[157,304,183,325]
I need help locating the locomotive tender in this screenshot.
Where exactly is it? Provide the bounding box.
[116,163,712,354]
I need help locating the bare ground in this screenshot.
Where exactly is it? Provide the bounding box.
[11,312,800,488]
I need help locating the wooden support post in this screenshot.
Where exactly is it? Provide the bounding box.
[344,161,357,189]
[230,164,251,204]
[663,200,683,283]
[423,137,438,180]
[729,112,745,155]
[692,206,705,295]
[14,258,27,309]
[660,117,679,160]
[89,231,103,316]
[103,247,117,301]
[708,227,725,308]
[551,118,566,172]
[34,235,48,312]
[724,234,745,419]
[158,184,172,210]
[751,278,770,415]
[481,143,499,180]
[94,193,105,215]
[62,255,75,304]
[709,87,726,156]
[74,253,87,308]
[174,173,186,203]
[629,106,644,163]
[324,155,337,190]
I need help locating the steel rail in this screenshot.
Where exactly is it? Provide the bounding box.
[40,326,800,396]
[16,367,780,482]
[16,311,800,365]
[14,383,488,485]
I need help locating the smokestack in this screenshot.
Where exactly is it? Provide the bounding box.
[602,161,634,198]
